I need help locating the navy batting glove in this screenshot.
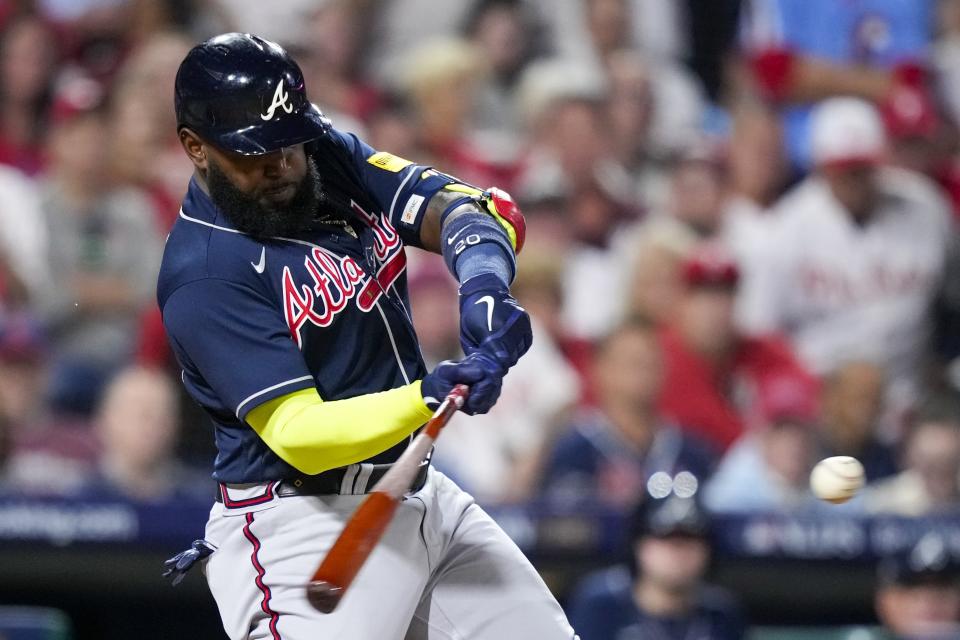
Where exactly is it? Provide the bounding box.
[163,539,216,586]
[421,352,505,415]
[458,273,532,369]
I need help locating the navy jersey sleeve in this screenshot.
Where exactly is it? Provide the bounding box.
[325,128,459,247]
[162,278,315,420]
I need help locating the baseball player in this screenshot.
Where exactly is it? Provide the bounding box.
[159,34,576,639]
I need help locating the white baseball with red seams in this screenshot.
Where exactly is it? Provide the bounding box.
[810,456,865,504]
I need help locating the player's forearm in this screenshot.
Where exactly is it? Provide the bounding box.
[246,383,434,475]
[418,187,524,289]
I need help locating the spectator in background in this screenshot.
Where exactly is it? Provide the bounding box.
[738,98,951,417]
[604,50,654,188]
[540,320,716,509]
[866,397,960,516]
[739,0,935,169]
[298,0,379,131]
[514,58,611,204]
[623,225,693,328]
[817,361,898,483]
[363,93,421,163]
[0,314,48,429]
[362,0,473,89]
[0,14,58,175]
[398,37,517,189]
[34,77,164,416]
[936,0,960,132]
[704,392,826,514]
[615,138,728,294]
[506,248,593,398]
[407,257,460,369]
[83,367,205,502]
[578,0,706,174]
[515,60,645,340]
[0,164,51,306]
[560,175,639,339]
[0,313,98,494]
[463,0,543,139]
[659,246,817,452]
[875,533,960,639]
[536,0,687,65]
[568,495,746,640]
[723,103,789,327]
[106,31,193,231]
[0,405,8,490]
[208,0,318,46]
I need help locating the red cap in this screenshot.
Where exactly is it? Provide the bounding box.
[759,373,819,426]
[681,245,739,288]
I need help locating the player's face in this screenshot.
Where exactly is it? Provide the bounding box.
[205,143,309,208]
[179,128,325,237]
[205,149,323,238]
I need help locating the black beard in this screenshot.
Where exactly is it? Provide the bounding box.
[206,156,324,238]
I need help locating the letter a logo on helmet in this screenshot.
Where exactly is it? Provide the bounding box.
[261,80,294,121]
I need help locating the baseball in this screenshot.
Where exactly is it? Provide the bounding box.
[810,456,865,504]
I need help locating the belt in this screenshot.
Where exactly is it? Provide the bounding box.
[215,460,430,503]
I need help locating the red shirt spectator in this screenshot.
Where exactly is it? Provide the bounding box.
[658,246,818,451]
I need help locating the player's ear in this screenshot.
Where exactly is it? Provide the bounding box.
[179,128,208,171]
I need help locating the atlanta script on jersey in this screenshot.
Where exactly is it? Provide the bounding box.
[157,128,459,483]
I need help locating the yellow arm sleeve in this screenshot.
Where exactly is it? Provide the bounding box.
[245,381,434,475]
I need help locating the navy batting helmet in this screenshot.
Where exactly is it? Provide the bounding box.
[174,33,331,155]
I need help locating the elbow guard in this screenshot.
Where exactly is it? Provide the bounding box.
[442,184,526,253]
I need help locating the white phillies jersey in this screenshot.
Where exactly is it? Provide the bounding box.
[739,167,952,391]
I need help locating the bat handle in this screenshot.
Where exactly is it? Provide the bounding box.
[423,384,469,440]
[449,384,468,408]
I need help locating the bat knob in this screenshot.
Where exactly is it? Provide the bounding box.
[306,580,344,613]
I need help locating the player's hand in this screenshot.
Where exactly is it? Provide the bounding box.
[458,273,532,369]
[163,539,216,586]
[421,352,505,415]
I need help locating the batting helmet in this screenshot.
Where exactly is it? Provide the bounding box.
[174,33,331,155]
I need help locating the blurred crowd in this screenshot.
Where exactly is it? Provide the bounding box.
[4,0,960,635]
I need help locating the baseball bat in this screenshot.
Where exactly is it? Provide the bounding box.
[305,384,469,613]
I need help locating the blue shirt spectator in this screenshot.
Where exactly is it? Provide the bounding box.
[539,320,718,509]
[542,410,716,508]
[569,566,745,640]
[568,495,746,640]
